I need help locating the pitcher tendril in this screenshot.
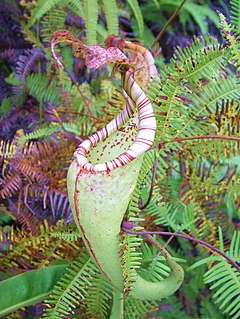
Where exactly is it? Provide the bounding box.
[51,30,184,301]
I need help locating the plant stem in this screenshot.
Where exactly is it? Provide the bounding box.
[171,135,240,143]
[139,157,159,209]
[57,109,108,123]
[150,0,187,52]
[121,221,240,272]
[109,290,124,319]
[157,134,240,150]
[67,72,95,118]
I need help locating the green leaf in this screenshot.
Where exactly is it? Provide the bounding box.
[126,0,144,37]
[0,263,69,317]
[102,0,119,36]
[84,0,99,45]
[181,3,219,34]
[27,0,62,28]
[230,0,240,31]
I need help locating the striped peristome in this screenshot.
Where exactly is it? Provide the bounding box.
[74,74,156,171]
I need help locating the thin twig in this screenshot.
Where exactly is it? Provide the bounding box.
[121,221,240,272]
[157,134,240,149]
[139,157,159,209]
[57,109,108,123]
[67,71,95,118]
[150,0,188,53]
[172,135,240,143]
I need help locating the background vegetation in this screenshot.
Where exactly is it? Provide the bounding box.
[0,0,239,318]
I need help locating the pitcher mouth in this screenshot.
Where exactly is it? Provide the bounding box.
[74,114,139,172]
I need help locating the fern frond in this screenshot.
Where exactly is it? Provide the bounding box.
[153,75,239,146]
[41,4,66,43]
[0,140,17,158]
[149,201,178,230]
[0,137,76,202]
[85,272,113,318]
[157,295,193,319]
[228,230,240,259]
[200,295,227,319]
[124,298,158,319]
[219,12,240,71]
[194,201,221,245]
[128,149,160,221]
[152,78,209,143]
[0,97,12,116]
[18,124,61,146]
[149,198,197,233]
[6,201,41,235]
[63,120,93,138]
[95,23,109,41]
[195,160,238,200]
[150,33,239,148]
[126,0,144,37]
[24,185,73,223]
[188,229,240,318]
[18,139,75,189]
[21,24,40,47]
[0,220,80,272]
[52,231,81,241]
[84,0,99,45]
[43,254,97,319]
[178,155,239,243]
[27,0,63,29]
[191,76,240,112]
[170,35,225,84]
[67,0,84,17]
[230,0,240,31]
[204,259,240,319]
[179,1,219,34]
[26,73,60,104]
[188,139,240,164]
[205,99,240,136]
[11,158,48,185]
[139,242,170,282]
[0,171,22,199]
[102,0,119,36]
[119,232,143,295]
[13,48,46,103]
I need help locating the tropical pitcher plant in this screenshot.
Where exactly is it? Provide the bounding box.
[51,31,184,315]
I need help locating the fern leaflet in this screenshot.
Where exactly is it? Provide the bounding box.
[219,12,240,71]
[126,0,144,36]
[52,231,81,241]
[85,272,113,318]
[119,232,143,295]
[84,0,99,45]
[124,298,158,319]
[102,0,119,36]
[27,0,63,28]
[43,254,97,318]
[188,228,240,319]
[230,0,240,31]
